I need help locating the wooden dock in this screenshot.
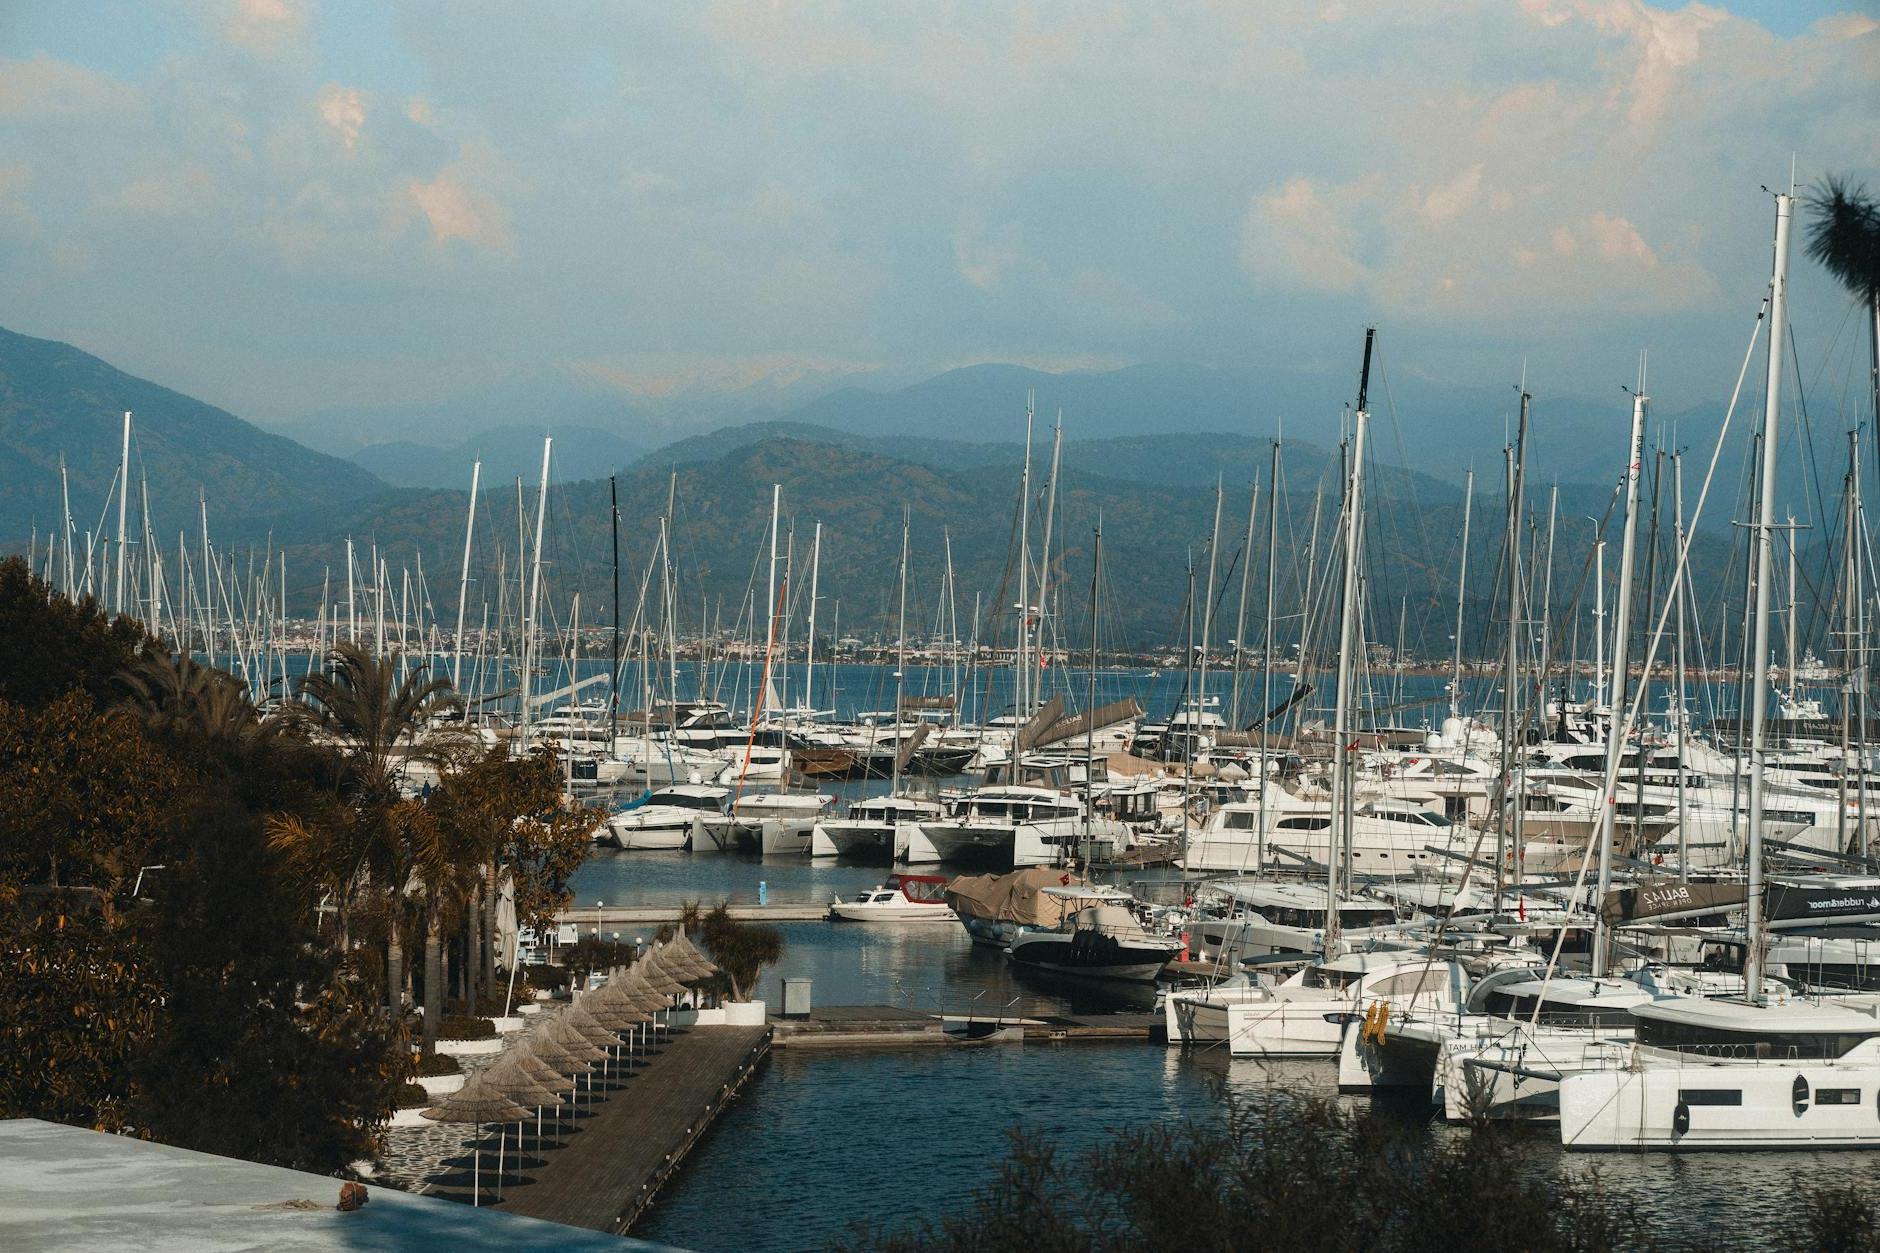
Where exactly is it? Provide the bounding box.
[557,903,830,926]
[494,1024,771,1235]
[770,1004,1165,1047]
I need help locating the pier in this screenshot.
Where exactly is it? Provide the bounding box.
[494,1024,771,1235]
[771,1004,1165,1047]
[557,903,831,927]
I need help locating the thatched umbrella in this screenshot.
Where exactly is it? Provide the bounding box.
[482,1055,569,1178]
[663,937,717,981]
[422,1071,533,1206]
[544,1015,614,1107]
[590,979,658,1053]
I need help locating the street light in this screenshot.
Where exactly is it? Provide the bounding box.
[595,899,603,939]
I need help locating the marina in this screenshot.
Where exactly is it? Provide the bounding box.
[2,6,1878,1251]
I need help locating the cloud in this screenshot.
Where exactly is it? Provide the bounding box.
[954,214,1026,292]
[221,0,308,59]
[1239,176,1370,295]
[0,55,137,120]
[407,165,509,249]
[317,85,368,153]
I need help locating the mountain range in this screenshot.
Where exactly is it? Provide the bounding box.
[0,323,1799,654]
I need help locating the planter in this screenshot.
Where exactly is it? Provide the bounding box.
[436,1037,503,1057]
[533,989,555,1002]
[722,1000,766,1026]
[518,1003,542,1015]
[674,1007,727,1027]
[389,1106,432,1128]
[418,1073,465,1097]
[492,1016,525,1034]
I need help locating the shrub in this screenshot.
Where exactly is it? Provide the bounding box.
[412,1052,460,1078]
[434,1015,494,1041]
[394,1082,431,1110]
[526,963,570,992]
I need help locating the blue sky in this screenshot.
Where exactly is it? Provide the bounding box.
[0,1,1875,438]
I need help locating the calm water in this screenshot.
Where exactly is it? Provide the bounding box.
[573,855,1879,1252]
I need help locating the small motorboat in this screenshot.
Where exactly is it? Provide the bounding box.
[829,874,957,922]
[1005,889,1182,982]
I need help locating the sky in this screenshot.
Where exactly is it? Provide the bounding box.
[0,1,1875,440]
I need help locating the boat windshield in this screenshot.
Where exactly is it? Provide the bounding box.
[1301,967,1361,989]
[1637,1018,1880,1059]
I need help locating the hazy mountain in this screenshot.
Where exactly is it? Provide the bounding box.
[0,325,386,547]
[352,425,644,490]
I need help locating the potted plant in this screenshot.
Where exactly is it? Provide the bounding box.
[695,902,782,1026]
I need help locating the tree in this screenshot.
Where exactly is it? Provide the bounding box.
[1807,175,1880,452]
[0,691,186,893]
[284,644,461,1015]
[0,557,148,710]
[695,902,783,1003]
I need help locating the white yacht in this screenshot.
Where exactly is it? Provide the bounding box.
[1560,997,1880,1150]
[1186,880,1400,962]
[910,785,1126,867]
[809,795,944,860]
[1006,892,1181,982]
[602,783,730,850]
[1165,951,1465,1056]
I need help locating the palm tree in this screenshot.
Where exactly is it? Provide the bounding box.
[284,643,461,1016]
[117,645,276,747]
[1806,175,1880,440]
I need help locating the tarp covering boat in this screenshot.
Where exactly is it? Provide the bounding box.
[944,867,1090,928]
[1027,697,1145,750]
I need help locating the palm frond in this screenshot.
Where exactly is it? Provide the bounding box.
[1806,174,1880,302]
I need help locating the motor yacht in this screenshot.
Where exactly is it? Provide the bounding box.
[602,783,730,850]
[1165,951,1467,1056]
[1005,890,1181,982]
[809,795,944,861]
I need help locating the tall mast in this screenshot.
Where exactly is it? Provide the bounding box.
[763,483,780,718]
[453,460,481,691]
[1085,519,1102,867]
[521,437,552,745]
[892,511,909,796]
[1258,440,1280,865]
[805,521,822,715]
[1673,454,1690,881]
[1230,479,1259,727]
[1327,328,1375,952]
[1745,191,1793,1000]
[113,412,131,616]
[1038,414,1064,694]
[1591,389,1650,978]
[610,475,621,727]
[1197,477,1223,761]
[1017,394,1035,719]
[1786,513,1799,682]
[1593,534,1606,708]
[1451,469,1474,720]
[1497,387,1530,916]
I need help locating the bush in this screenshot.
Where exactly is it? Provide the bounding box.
[394,1081,431,1110]
[434,1015,494,1041]
[412,1052,460,1078]
[526,963,570,992]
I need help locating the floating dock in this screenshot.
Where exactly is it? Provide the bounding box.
[494,1024,771,1235]
[770,1004,1164,1047]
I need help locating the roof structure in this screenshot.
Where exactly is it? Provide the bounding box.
[0,1119,679,1252]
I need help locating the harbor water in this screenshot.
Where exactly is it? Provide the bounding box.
[572,854,1878,1252]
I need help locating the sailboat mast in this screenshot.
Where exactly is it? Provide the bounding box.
[1451,469,1473,720]
[892,512,909,796]
[114,411,131,616]
[1017,395,1035,719]
[805,521,822,715]
[1085,520,1102,868]
[453,460,481,691]
[1258,440,1280,864]
[1328,328,1375,952]
[1591,389,1649,978]
[1745,191,1794,1000]
[522,437,552,745]
[1497,388,1530,916]
[1198,477,1223,764]
[1231,480,1259,727]
[610,475,621,727]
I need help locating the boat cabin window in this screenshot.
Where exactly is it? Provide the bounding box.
[1275,816,1332,832]
[1818,1088,1862,1105]
[662,793,722,811]
[1481,991,1635,1028]
[1341,908,1396,929]
[1373,810,1451,828]
[1678,1089,1743,1106]
[1221,810,1260,831]
[1248,905,1324,929]
[1301,967,1361,989]
[1639,1019,1880,1059]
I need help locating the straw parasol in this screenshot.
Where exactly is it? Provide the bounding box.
[668,931,719,977]
[421,1071,533,1207]
[479,1057,568,1193]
